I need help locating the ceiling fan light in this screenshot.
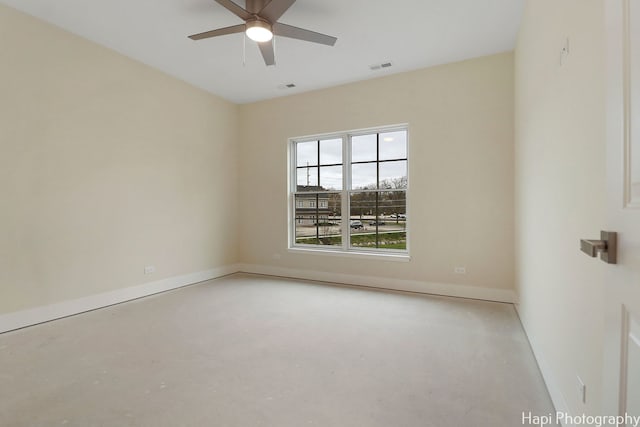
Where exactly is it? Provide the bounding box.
[246,20,273,42]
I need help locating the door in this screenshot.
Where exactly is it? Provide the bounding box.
[603,0,640,420]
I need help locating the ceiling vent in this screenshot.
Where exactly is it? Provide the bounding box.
[369,61,393,71]
[278,83,297,90]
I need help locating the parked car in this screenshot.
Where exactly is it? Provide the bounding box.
[350,220,363,229]
[369,220,386,226]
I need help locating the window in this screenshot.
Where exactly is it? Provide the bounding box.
[290,126,408,255]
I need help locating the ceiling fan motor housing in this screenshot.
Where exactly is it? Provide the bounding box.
[246,18,273,42]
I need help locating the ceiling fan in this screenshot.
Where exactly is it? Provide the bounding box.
[188,0,337,66]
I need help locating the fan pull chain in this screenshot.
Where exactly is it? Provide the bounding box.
[242,33,246,67]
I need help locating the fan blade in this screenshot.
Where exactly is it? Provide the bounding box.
[258,40,275,66]
[273,23,337,46]
[214,0,251,21]
[259,0,296,23]
[188,24,246,40]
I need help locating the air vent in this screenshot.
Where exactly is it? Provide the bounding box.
[369,61,393,71]
[277,83,297,90]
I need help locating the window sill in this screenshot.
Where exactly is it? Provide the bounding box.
[287,247,411,262]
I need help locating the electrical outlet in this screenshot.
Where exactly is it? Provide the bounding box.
[144,265,156,275]
[577,376,586,404]
[454,267,466,274]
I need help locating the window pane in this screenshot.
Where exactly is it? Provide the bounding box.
[320,165,342,190]
[349,191,406,250]
[351,134,377,162]
[379,131,407,160]
[319,138,342,165]
[296,141,318,167]
[351,163,376,190]
[379,160,407,189]
[297,166,318,189]
[295,193,342,246]
[380,190,407,219]
[349,192,376,221]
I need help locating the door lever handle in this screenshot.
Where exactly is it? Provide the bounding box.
[580,231,617,264]
[581,239,606,257]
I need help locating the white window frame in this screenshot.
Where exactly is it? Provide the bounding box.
[288,124,410,259]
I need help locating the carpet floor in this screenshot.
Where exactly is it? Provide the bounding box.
[0,273,557,426]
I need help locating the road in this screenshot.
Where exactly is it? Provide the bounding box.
[295,221,406,238]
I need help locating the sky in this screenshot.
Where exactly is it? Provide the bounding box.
[296,131,407,190]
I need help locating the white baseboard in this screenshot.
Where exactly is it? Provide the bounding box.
[0,264,240,334]
[237,263,517,303]
[514,304,572,426]
[1,263,516,335]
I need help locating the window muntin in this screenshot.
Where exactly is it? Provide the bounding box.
[291,127,408,254]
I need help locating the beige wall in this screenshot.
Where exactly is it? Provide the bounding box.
[515,0,606,416]
[0,5,240,314]
[239,53,515,294]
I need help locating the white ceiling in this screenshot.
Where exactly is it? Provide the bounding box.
[1,0,524,104]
